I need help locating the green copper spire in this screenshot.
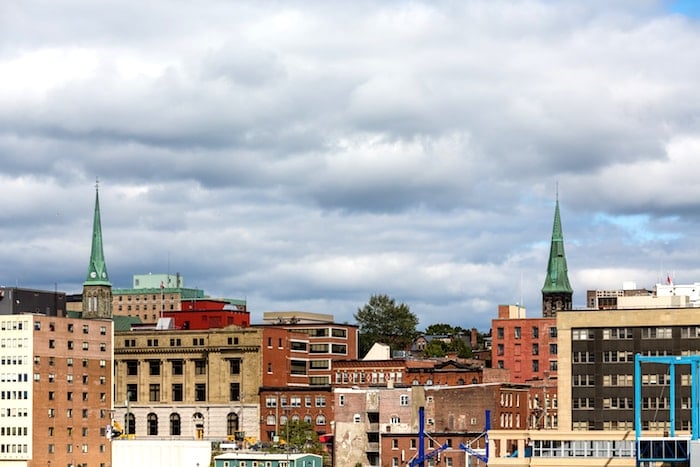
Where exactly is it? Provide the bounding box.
[84,182,111,286]
[542,197,572,294]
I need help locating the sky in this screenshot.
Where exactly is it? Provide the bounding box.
[1,0,700,333]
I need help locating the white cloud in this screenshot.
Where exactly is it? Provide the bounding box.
[1,0,700,331]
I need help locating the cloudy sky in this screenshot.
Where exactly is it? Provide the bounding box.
[2,0,700,332]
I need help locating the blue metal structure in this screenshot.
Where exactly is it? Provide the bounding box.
[409,408,490,466]
[634,354,700,464]
[459,410,490,464]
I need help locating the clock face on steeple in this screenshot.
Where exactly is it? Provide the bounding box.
[90,272,97,278]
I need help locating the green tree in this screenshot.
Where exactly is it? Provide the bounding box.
[424,323,455,335]
[280,420,324,453]
[450,336,473,358]
[355,294,419,356]
[422,339,447,358]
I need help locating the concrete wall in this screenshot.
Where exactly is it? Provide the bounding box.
[112,439,210,467]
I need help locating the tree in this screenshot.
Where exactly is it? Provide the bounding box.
[424,323,455,335]
[279,420,324,454]
[354,294,419,357]
[422,339,447,358]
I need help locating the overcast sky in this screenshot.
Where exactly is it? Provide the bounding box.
[2,0,700,332]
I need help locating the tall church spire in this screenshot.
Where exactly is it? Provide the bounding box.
[541,194,573,317]
[82,181,112,319]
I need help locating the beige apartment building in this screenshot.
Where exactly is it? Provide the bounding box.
[113,325,263,442]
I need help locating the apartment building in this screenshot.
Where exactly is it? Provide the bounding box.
[558,305,700,432]
[256,312,359,443]
[0,314,113,467]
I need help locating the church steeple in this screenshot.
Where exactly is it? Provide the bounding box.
[541,194,573,317]
[82,181,112,319]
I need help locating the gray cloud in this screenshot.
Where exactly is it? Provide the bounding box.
[1,0,699,331]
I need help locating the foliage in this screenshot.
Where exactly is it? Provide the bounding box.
[279,420,324,454]
[355,294,419,357]
[424,323,456,335]
[421,324,474,358]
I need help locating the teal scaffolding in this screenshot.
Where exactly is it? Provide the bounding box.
[634,354,700,464]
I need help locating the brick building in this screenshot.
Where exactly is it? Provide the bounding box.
[0,313,113,467]
[333,384,529,467]
[256,312,359,443]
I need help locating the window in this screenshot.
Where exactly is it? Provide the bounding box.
[532,360,539,372]
[514,327,521,339]
[549,343,557,355]
[549,327,557,338]
[497,344,504,356]
[195,383,206,401]
[390,416,400,424]
[194,360,206,375]
[642,327,673,339]
[170,413,181,436]
[497,327,504,339]
[266,396,277,408]
[229,359,241,375]
[172,384,183,401]
[147,413,158,436]
[149,384,160,402]
[149,360,160,376]
[126,360,138,376]
[229,383,240,401]
[227,413,239,436]
[171,360,183,375]
[100,325,107,335]
[316,414,326,425]
[127,384,138,401]
[602,328,633,340]
[392,439,399,449]
[339,395,345,406]
[573,329,594,340]
[315,396,326,407]
[532,326,539,338]
[124,413,135,435]
[400,394,409,406]
[82,325,89,334]
[532,343,539,355]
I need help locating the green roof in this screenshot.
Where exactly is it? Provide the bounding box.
[541,198,573,294]
[83,185,111,287]
[113,315,142,331]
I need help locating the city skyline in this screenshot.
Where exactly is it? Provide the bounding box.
[1,1,700,331]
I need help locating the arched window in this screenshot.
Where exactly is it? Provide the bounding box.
[316,414,326,425]
[170,413,181,436]
[457,378,465,385]
[147,413,158,436]
[280,415,288,425]
[124,413,135,436]
[226,413,239,437]
[304,415,312,424]
[291,414,300,423]
[266,415,276,425]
